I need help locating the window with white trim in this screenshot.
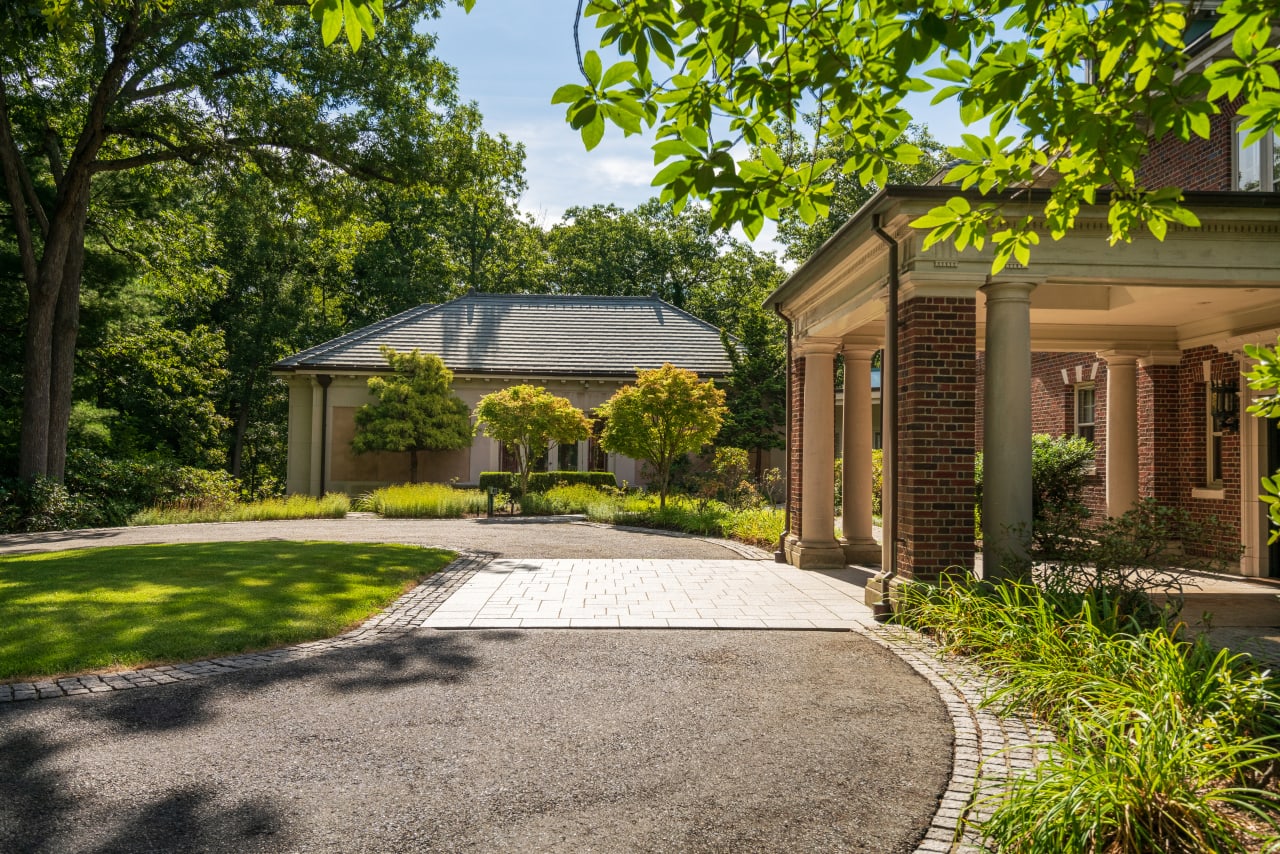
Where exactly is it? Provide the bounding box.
[1075,384,1096,443]
[1234,121,1280,191]
[1206,385,1224,486]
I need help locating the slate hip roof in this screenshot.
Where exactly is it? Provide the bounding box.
[272,292,734,378]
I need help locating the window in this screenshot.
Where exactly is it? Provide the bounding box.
[1206,385,1224,485]
[1075,385,1096,443]
[1234,122,1280,191]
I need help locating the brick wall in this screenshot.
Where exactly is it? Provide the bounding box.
[789,352,805,540]
[1138,95,1243,191]
[896,296,976,580]
[1139,362,1181,508]
[1174,346,1242,556]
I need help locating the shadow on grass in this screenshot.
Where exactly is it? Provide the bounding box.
[0,629,521,852]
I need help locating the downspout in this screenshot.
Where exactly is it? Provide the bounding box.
[774,303,793,563]
[317,374,333,495]
[871,215,899,619]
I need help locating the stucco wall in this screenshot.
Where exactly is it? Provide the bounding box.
[283,373,666,496]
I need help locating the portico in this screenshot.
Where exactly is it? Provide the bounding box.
[766,187,1280,608]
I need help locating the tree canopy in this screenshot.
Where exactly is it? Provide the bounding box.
[351,347,473,483]
[552,0,1280,270]
[599,363,726,508]
[1,0,494,481]
[474,385,591,496]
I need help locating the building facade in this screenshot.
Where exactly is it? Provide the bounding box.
[765,80,1280,600]
[272,292,738,495]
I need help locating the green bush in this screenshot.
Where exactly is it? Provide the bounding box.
[478,470,618,497]
[64,448,240,527]
[357,482,490,518]
[529,470,618,492]
[896,579,1280,854]
[478,472,518,494]
[974,433,1094,529]
[520,483,620,515]
[0,477,88,533]
[871,448,883,517]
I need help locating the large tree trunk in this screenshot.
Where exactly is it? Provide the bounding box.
[228,374,255,479]
[18,282,58,480]
[47,192,89,482]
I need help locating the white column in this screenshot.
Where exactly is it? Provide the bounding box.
[795,339,846,568]
[982,281,1036,581]
[1100,351,1140,516]
[842,344,880,564]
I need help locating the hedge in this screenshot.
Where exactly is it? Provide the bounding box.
[478,470,618,496]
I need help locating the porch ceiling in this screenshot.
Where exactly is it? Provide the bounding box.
[769,187,1280,353]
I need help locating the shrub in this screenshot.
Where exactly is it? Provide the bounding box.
[521,484,621,516]
[478,472,518,495]
[759,466,785,507]
[723,505,786,548]
[0,477,88,533]
[478,470,618,497]
[974,434,1095,537]
[1034,498,1243,625]
[834,456,842,509]
[357,483,489,518]
[529,470,618,493]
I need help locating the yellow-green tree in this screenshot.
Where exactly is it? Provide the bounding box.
[351,348,473,483]
[474,385,591,497]
[600,363,726,509]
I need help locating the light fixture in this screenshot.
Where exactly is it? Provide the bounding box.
[1211,374,1240,433]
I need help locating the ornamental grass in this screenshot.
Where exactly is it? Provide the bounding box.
[897,579,1280,853]
[356,482,490,518]
[130,493,350,526]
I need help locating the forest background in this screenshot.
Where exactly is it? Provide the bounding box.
[0,0,943,517]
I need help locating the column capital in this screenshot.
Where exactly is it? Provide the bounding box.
[795,337,842,357]
[840,336,880,359]
[1096,349,1143,366]
[980,279,1040,302]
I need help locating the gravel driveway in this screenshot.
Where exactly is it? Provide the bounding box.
[0,517,745,559]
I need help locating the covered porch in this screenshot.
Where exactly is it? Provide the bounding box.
[765,188,1280,612]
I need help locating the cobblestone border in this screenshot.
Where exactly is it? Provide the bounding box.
[860,624,1056,854]
[0,550,494,703]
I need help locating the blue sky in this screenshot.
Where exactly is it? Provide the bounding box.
[429,2,973,245]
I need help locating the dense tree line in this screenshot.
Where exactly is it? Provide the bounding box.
[1,1,942,513]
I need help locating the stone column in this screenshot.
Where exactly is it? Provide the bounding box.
[841,344,881,564]
[793,339,846,568]
[1100,351,1140,516]
[981,281,1036,581]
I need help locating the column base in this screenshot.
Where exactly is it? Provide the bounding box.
[841,537,881,566]
[784,535,847,569]
[863,572,918,620]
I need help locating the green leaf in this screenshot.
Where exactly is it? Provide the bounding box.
[582,114,605,150]
[551,84,586,105]
[583,50,603,87]
[601,61,637,89]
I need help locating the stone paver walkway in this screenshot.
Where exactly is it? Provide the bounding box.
[423,558,874,629]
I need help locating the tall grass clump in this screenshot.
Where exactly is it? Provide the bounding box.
[723,505,786,548]
[897,579,1280,853]
[130,493,349,526]
[357,483,489,518]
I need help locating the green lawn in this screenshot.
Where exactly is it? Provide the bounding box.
[0,541,454,682]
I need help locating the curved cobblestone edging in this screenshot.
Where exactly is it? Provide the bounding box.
[0,550,495,704]
[861,624,1056,854]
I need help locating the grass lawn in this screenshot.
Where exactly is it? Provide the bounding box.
[0,541,454,682]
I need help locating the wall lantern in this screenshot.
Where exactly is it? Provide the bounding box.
[1211,376,1240,433]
